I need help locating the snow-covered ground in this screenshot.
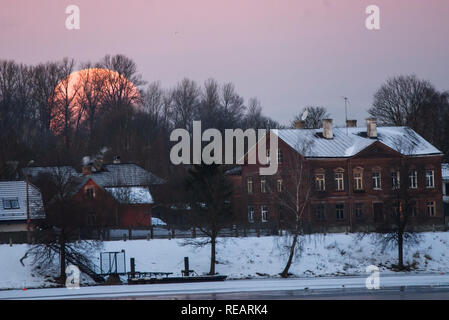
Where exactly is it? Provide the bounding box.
[1,232,449,290]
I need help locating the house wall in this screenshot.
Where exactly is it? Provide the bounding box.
[73,180,152,228]
[233,139,444,232]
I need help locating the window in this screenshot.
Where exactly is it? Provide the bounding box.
[2,198,19,210]
[277,149,283,164]
[335,172,344,191]
[247,177,253,194]
[248,206,255,223]
[426,201,436,217]
[410,204,417,217]
[426,170,435,188]
[85,186,95,198]
[277,179,283,192]
[354,170,364,190]
[355,203,364,218]
[391,171,400,189]
[409,171,418,189]
[336,204,344,220]
[87,211,96,226]
[261,205,268,222]
[315,173,325,191]
[315,204,325,221]
[372,170,381,190]
[260,178,267,193]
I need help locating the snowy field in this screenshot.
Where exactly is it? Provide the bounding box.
[1,232,449,290]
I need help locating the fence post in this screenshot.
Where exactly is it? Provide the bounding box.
[257,229,260,238]
[130,258,135,279]
[128,229,132,240]
[150,226,154,239]
[171,229,175,239]
[183,257,189,277]
[192,227,196,238]
[9,237,12,247]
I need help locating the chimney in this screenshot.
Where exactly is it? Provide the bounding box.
[82,165,92,176]
[293,120,305,129]
[366,118,377,138]
[346,119,357,128]
[322,119,333,139]
[113,156,121,164]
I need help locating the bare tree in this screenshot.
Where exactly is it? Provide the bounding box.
[368,133,422,270]
[268,136,314,278]
[25,167,102,283]
[97,54,144,110]
[168,78,200,132]
[51,58,79,148]
[368,75,449,157]
[292,106,329,129]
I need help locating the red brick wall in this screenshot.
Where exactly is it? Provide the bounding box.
[233,139,444,231]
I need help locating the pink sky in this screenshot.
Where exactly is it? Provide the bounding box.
[1,0,449,125]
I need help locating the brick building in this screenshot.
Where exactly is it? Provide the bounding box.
[233,119,444,232]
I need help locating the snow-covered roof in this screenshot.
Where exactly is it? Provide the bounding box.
[21,166,80,179]
[104,187,153,205]
[85,164,164,187]
[0,181,45,221]
[151,217,166,226]
[275,126,442,158]
[442,163,449,180]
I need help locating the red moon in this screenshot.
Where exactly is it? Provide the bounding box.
[50,68,140,135]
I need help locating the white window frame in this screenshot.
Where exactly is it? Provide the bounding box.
[409,170,418,189]
[247,177,253,194]
[354,171,363,190]
[372,171,381,190]
[248,206,255,223]
[426,170,435,188]
[426,201,436,217]
[335,172,344,191]
[277,179,283,192]
[260,178,267,193]
[315,173,325,191]
[391,171,400,189]
[277,149,283,164]
[261,205,268,222]
[336,204,344,220]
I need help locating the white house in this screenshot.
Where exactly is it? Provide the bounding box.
[0,181,45,233]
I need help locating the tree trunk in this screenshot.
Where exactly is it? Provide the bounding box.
[280,232,299,278]
[209,237,216,275]
[59,234,66,284]
[398,232,404,270]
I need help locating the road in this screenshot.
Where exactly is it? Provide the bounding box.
[2,273,449,300]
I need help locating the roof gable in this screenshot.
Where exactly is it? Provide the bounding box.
[351,141,403,159]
